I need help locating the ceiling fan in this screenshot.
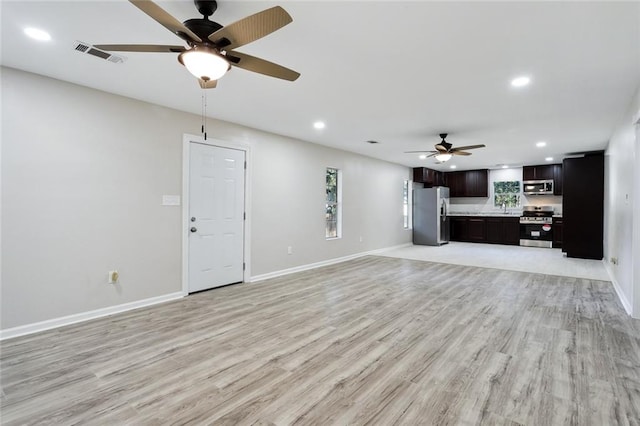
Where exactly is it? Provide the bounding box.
[94,0,300,89]
[405,133,486,162]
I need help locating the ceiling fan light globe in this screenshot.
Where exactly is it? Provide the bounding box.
[435,153,452,162]
[178,48,229,81]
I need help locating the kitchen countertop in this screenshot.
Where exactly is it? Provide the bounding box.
[447,212,522,217]
[448,212,563,218]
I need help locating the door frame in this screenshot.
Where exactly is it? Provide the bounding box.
[181,133,252,295]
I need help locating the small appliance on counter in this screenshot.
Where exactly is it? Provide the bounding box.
[520,205,554,248]
[413,187,450,246]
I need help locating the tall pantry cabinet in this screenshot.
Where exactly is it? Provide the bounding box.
[562,152,604,260]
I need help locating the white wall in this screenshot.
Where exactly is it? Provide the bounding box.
[604,84,640,318]
[1,67,411,331]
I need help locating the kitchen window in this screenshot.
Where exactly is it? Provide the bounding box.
[403,180,411,229]
[326,167,342,239]
[494,180,521,208]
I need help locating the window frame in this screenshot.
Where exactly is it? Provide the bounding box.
[493,180,521,208]
[325,167,342,239]
[403,180,412,229]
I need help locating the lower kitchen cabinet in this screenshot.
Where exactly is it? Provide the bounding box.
[553,217,563,249]
[450,216,519,245]
[450,217,468,241]
[502,218,520,245]
[485,218,503,243]
[467,218,486,242]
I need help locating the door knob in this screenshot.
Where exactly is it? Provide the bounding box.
[190,227,197,233]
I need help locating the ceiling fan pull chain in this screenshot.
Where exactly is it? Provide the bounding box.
[201,91,207,140]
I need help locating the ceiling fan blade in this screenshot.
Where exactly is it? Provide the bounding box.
[198,79,218,89]
[404,150,438,154]
[435,144,449,152]
[129,0,202,42]
[95,44,186,53]
[452,151,472,156]
[226,51,300,81]
[451,144,486,151]
[208,6,292,50]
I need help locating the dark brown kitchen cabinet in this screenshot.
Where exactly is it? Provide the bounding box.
[450,216,519,245]
[444,169,488,197]
[503,217,520,245]
[563,153,603,259]
[445,171,464,197]
[553,164,563,195]
[412,167,444,187]
[553,217,563,249]
[465,169,489,197]
[485,218,503,244]
[450,217,468,241]
[484,217,519,245]
[467,218,486,242]
[523,165,554,180]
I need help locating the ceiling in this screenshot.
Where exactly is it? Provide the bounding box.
[2,1,639,171]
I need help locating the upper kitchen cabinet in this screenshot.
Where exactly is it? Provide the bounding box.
[523,164,555,180]
[445,169,488,197]
[412,167,444,187]
[523,163,562,195]
[445,171,465,196]
[562,153,603,260]
[553,164,563,195]
[465,169,489,197]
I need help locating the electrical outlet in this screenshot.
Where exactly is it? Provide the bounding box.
[359,236,363,243]
[108,270,119,284]
[287,246,293,255]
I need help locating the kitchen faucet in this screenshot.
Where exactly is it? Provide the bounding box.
[502,202,507,213]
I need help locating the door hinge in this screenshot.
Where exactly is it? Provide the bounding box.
[244,212,246,220]
[244,161,247,169]
[243,262,246,271]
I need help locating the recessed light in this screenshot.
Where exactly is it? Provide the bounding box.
[313,121,325,130]
[419,154,427,160]
[502,165,509,169]
[24,27,51,41]
[511,76,531,87]
[536,141,547,148]
[450,165,457,169]
[545,157,553,162]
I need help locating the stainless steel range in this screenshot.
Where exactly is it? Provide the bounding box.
[520,205,554,248]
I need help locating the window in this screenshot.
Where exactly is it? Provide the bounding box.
[494,180,521,208]
[325,167,341,238]
[403,180,411,229]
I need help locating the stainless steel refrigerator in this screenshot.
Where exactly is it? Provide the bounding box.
[413,187,450,246]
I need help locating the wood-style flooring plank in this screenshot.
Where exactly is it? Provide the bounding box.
[1,255,639,425]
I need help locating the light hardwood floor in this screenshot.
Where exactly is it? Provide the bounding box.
[1,256,639,425]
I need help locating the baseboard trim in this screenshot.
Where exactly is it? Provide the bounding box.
[0,292,186,341]
[603,260,633,316]
[249,243,412,283]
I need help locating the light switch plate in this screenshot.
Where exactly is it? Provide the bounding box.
[162,195,181,206]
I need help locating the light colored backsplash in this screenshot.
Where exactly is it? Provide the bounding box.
[447,167,563,215]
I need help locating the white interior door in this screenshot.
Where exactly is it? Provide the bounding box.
[188,142,245,293]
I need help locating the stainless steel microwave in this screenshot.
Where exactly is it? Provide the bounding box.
[523,180,554,195]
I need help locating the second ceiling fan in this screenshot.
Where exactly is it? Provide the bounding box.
[95,0,300,89]
[405,133,486,162]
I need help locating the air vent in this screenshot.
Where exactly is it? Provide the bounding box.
[73,41,126,64]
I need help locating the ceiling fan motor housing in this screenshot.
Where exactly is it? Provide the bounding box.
[194,0,217,17]
[183,18,223,44]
